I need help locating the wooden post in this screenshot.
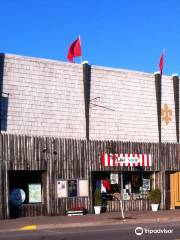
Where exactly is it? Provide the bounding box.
[82,61,91,140]
[0,54,5,134]
[154,72,162,143]
[172,74,179,143]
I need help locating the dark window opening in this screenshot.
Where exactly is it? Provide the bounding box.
[8,170,43,205]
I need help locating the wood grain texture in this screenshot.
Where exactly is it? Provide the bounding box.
[0,133,180,219]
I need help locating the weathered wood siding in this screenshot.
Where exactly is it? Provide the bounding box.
[0,134,180,219]
[107,200,151,212]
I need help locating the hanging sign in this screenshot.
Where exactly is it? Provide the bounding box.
[110,173,119,184]
[123,192,129,201]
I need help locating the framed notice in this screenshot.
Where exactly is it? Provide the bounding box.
[79,180,89,197]
[110,173,118,184]
[57,180,67,198]
[68,180,77,197]
[28,184,42,203]
[142,179,150,191]
[123,193,129,201]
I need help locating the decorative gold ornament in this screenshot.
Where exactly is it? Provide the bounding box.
[161,103,172,125]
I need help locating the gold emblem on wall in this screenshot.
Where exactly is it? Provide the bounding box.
[161,103,172,125]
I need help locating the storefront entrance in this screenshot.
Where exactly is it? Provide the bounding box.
[170,172,180,209]
[92,171,152,212]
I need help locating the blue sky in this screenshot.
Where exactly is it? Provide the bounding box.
[0,0,180,75]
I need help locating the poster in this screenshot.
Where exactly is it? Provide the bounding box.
[110,173,118,184]
[132,174,142,189]
[57,180,67,198]
[28,184,42,203]
[142,179,150,191]
[79,180,89,197]
[68,180,77,197]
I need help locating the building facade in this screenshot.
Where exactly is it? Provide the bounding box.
[0,54,180,219]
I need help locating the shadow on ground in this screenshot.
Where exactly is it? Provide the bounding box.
[109,217,136,221]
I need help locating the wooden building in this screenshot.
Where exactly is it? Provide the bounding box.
[0,54,180,219]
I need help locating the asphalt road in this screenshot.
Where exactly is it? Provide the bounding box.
[0,222,180,240]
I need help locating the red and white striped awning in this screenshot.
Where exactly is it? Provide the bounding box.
[101,154,152,167]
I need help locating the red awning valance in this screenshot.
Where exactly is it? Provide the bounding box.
[101,154,152,167]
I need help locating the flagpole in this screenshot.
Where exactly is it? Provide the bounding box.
[79,35,82,63]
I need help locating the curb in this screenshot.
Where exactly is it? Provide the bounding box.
[1,217,180,233]
[21,217,180,231]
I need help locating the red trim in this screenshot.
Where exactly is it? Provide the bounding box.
[101,153,151,167]
[101,154,105,166]
[142,154,144,167]
[147,154,149,167]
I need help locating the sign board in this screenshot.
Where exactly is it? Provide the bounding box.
[102,154,152,167]
[142,179,150,191]
[10,188,26,206]
[28,184,42,203]
[110,173,119,184]
[123,192,129,201]
[79,180,89,197]
[57,180,67,198]
[68,180,77,197]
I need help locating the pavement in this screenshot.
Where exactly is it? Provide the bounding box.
[0,210,180,232]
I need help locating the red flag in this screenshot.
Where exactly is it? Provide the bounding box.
[67,37,82,63]
[159,50,164,75]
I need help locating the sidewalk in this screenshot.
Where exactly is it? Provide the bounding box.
[0,210,180,232]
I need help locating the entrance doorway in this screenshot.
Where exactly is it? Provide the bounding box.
[8,170,44,218]
[170,172,180,209]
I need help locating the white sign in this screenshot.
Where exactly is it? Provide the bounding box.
[28,184,42,203]
[79,180,89,197]
[123,193,129,200]
[116,156,139,164]
[110,173,118,184]
[57,180,67,198]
